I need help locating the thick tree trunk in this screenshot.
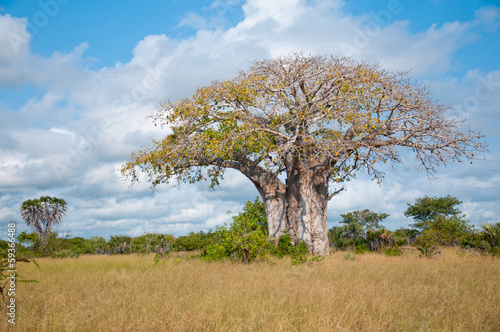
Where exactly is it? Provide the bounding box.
[248,158,330,255]
[285,162,330,255]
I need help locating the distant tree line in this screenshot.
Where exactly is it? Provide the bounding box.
[2,195,499,262]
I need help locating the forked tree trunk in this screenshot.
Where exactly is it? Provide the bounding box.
[259,162,330,255]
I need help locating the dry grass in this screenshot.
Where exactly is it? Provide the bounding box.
[2,248,499,331]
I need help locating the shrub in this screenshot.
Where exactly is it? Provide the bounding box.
[354,243,369,254]
[385,246,403,257]
[289,241,309,265]
[415,230,441,258]
[153,252,168,266]
[482,222,500,248]
[274,233,294,258]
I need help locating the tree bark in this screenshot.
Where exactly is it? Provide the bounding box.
[256,155,330,255]
[262,189,288,240]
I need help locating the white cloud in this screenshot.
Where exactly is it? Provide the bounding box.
[178,12,210,30]
[0,14,30,84]
[474,5,500,32]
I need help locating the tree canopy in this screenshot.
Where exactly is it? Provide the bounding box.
[121,53,485,255]
[20,196,67,248]
[340,209,389,231]
[405,195,463,230]
[405,195,472,246]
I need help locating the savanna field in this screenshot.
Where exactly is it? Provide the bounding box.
[2,248,499,332]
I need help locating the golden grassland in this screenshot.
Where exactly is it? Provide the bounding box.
[2,248,499,331]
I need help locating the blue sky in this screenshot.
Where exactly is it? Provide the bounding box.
[0,0,499,240]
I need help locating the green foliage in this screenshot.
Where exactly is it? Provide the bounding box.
[51,249,79,259]
[461,222,500,256]
[429,215,472,246]
[173,231,214,251]
[108,235,132,254]
[202,198,269,263]
[329,209,397,253]
[309,255,326,263]
[88,236,108,254]
[202,234,230,262]
[328,226,352,250]
[153,252,168,266]
[385,246,403,257]
[339,210,388,246]
[405,195,462,231]
[354,243,369,254]
[20,196,68,249]
[405,195,472,247]
[225,222,271,263]
[17,231,38,249]
[481,222,500,248]
[274,233,295,258]
[393,228,419,245]
[201,198,314,264]
[340,209,389,231]
[290,241,309,265]
[232,197,267,229]
[132,233,173,254]
[415,230,441,258]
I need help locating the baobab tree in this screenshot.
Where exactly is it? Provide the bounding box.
[121,53,485,255]
[20,196,67,249]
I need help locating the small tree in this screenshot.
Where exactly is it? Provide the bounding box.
[405,195,462,230]
[20,196,67,250]
[335,209,390,251]
[405,195,472,246]
[340,209,389,232]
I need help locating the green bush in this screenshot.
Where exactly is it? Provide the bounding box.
[415,230,441,258]
[290,241,309,265]
[201,198,270,263]
[274,233,294,258]
[385,246,403,257]
[354,243,369,254]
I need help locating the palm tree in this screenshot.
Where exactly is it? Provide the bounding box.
[482,222,500,248]
[20,196,67,249]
